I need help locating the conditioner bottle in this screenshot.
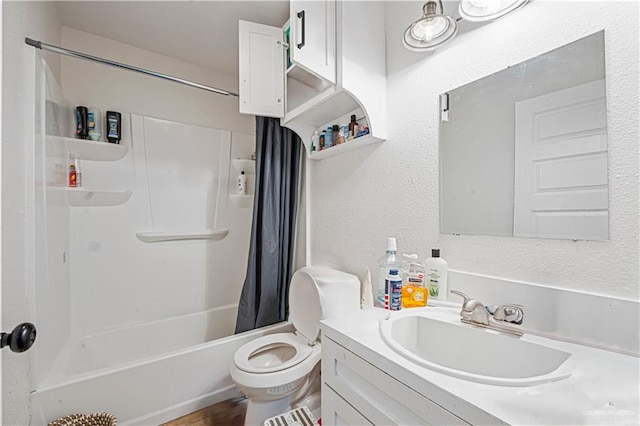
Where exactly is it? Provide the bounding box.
[425,249,447,300]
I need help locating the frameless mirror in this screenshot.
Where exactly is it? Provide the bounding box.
[440,32,608,240]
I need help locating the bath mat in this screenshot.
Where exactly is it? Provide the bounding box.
[264,406,319,426]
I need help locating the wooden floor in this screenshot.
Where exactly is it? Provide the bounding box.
[162,397,248,426]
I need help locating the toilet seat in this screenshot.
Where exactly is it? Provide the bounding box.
[234,332,314,374]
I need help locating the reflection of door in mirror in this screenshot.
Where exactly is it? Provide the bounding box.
[513,80,608,240]
[439,31,607,241]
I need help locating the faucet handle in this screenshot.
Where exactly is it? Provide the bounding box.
[493,304,524,325]
[450,290,470,303]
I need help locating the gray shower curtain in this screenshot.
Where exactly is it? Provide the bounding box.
[235,116,303,333]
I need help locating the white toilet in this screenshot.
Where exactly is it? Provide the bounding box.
[230,266,360,425]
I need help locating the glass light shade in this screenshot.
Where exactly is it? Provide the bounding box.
[403,7,458,52]
[459,0,530,22]
[411,17,448,41]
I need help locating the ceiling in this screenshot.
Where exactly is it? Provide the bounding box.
[54,1,290,78]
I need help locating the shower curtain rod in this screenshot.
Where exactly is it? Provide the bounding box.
[25,38,240,98]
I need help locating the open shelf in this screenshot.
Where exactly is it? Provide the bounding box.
[284,86,338,126]
[232,159,256,175]
[309,134,381,160]
[66,188,132,207]
[286,64,331,92]
[63,137,128,161]
[135,229,229,243]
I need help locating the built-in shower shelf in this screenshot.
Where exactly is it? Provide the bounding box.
[232,159,256,175]
[135,229,229,243]
[64,137,128,161]
[230,194,253,208]
[66,188,132,206]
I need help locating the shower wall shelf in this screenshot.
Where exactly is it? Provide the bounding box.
[232,159,256,175]
[63,137,128,161]
[135,229,229,243]
[230,194,253,208]
[310,134,380,160]
[65,188,132,207]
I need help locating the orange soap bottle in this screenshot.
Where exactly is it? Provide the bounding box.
[402,255,428,308]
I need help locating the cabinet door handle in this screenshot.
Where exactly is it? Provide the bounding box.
[297,10,306,49]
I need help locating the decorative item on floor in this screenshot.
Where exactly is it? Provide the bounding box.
[48,412,117,426]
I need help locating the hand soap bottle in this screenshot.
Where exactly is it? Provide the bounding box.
[425,249,447,300]
[401,254,427,308]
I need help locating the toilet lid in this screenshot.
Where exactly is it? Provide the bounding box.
[288,271,322,343]
[233,333,313,374]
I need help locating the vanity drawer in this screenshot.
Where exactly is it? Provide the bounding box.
[322,337,468,426]
[322,383,373,426]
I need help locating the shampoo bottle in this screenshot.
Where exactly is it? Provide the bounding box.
[311,130,319,153]
[106,111,122,144]
[238,171,247,195]
[425,249,447,300]
[68,155,77,188]
[376,238,403,308]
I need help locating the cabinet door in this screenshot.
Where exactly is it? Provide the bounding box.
[238,20,285,117]
[290,0,336,84]
[322,383,373,426]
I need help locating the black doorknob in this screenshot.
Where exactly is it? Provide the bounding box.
[1,323,36,353]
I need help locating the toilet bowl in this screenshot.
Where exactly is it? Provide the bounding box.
[230,267,360,425]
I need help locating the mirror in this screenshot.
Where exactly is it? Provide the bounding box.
[440,32,608,240]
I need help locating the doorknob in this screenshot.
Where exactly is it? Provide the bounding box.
[1,323,36,353]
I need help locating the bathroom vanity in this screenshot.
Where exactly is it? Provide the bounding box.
[320,305,640,425]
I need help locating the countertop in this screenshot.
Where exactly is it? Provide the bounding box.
[320,306,640,425]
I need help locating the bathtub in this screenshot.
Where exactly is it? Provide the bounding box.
[30,304,291,425]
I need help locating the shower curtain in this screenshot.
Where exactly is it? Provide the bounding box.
[235,117,303,333]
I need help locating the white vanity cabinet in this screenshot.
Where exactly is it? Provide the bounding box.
[321,337,471,425]
[238,0,387,159]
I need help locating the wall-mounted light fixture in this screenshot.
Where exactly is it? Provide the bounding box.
[402,0,459,52]
[403,0,532,52]
[458,0,530,22]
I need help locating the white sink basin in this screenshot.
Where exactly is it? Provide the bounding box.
[379,309,573,386]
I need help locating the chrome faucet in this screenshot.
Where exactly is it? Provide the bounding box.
[450,290,490,325]
[450,290,524,337]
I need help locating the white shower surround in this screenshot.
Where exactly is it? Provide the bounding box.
[310,1,639,299]
[26,29,260,424]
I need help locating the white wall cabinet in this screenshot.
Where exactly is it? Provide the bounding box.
[238,21,285,118]
[239,0,386,159]
[289,0,336,84]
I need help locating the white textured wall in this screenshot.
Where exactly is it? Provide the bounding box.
[1,2,61,424]
[311,1,639,299]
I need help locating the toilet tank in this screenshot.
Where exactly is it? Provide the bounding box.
[289,267,360,343]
